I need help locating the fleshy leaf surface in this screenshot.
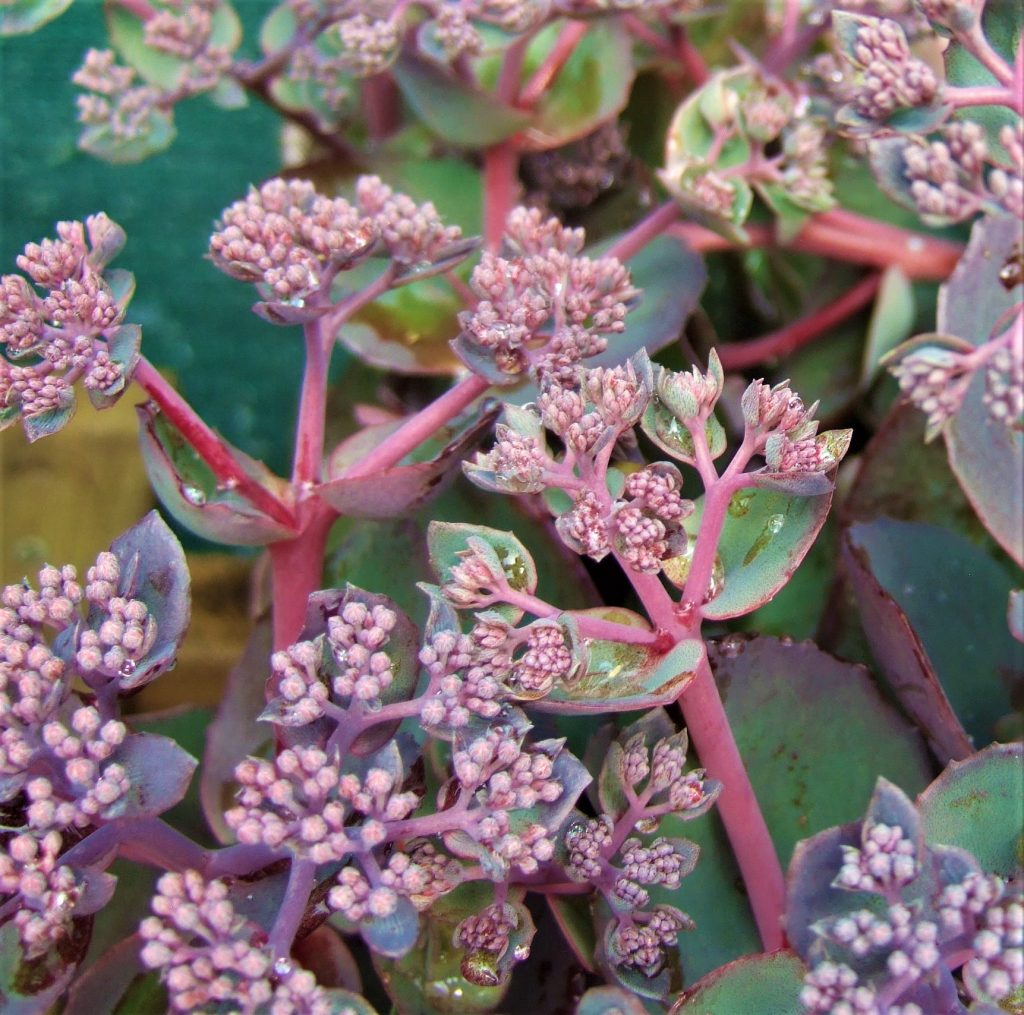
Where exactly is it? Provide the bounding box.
[671,950,805,1014]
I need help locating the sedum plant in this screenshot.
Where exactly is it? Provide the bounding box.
[0,0,1021,1012]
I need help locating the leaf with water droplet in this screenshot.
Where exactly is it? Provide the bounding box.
[685,484,834,620]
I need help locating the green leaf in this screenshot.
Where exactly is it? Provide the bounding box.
[21,389,76,442]
[941,216,1024,567]
[87,323,143,409]
[651,636,932,982]
[0,0,72,35]
[427,521,538,620]
[918,742,1024,877]
[672,950,805,1014]
[861,266,914,388]
[844,518,1020,754]
[392,53,531,148]
[78,108,177,165]
[682,483,835,621]
[532,611,704,714]
[137,402,297,547]
[576,986,648,1015]
[640,399,726,465]
[522,20,634,151]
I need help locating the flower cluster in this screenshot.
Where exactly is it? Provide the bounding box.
[0,214,136,439]
[900,121,1024,224]
[73,49,164,145]
[143,0,232,89]
[829,14,940,128]
[140,870,329,1014]
[456,207,637,381]
[799,779,1023,1013]
[523,122,631,211]
[609,906,693,978]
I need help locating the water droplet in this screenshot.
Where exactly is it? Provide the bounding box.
[728,492,754,517]
[766,513,785,535]
[513,944,530,960]
[719,633,746,658]
[274,957,293,977]
[119,659,137,677]
[54,891,72,911]
[182,485,207,506]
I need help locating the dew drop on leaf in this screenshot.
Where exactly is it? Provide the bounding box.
[182,485,207,506]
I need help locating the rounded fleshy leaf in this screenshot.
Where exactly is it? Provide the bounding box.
[520,20,634,151]
[531,611,702,714]
[917,742,1024,877]
[361,896,420,960]
[138,403,297,547]
[86,323,142,410]
[103,732,198,819]
[940,216,1024,567]
[670,950,805,1014]
[844,518,1019,756]
[685,483,835,621]
[392,53,531,147]
[640,400,727,466]
[577,985,648,1015]
[62,934,149,1015]
[0,0,72,34]
[78,105,177,165]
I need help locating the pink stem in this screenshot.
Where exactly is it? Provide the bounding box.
[483,143,521,252]
[958,21,1015,87]
[670,24,709,84]
[947,84,1022,112]
[268,505,335,651]
[293,321,331,489]
[133,358,297,530]
[111,0,156,18]
[605,201,680,262]
[717,272,883,370]
[336,374,489,481]
[518,21,589,108]
[361,73,400,140]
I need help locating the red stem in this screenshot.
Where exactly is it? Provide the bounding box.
[605,201,680,261]
[133,358,297,530]
[361,73,400,140]
[337,374,489,480]
[717,272,883,370]
[518,21,589,108]
[947,83,1022,112]
[483,142,521,252]
[111,0,156,18]
[292,321,331,489]
[670,24,709,84]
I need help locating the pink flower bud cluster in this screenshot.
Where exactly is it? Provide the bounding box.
[840,17,939,123]
[610,906,690,977]
[24,706,130,831]
[612,464,692,574]
[355,176,464,266]
[333,13,401,77]
[140,870,328,1014]
[889,345,975,438]
[210,178,375,301]
[902,121,989,223]
[0,830,81,959]
[459,207,636,380]
[1,214,131,435]
[800,961,879,1013]
[143,0,232,92]
[441,540,509,608]
[419,623,511,729]
[836,822,918,893]
[225,746,419,861]
[270,640,329,725]
[510,621,575,696]
[565,815,614,881]
[619,837,688,890]
[432,6,482,60]
[454,901,521,957]
[2,564,81,631]
[74,551,157,681]
[406,839,466,909]
[983,331,1024,428]
[73,49,162,142]
[328,852,428,922]
[327,600,398,702]
[964,891,1023,1004]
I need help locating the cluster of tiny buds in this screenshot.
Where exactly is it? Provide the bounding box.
[619,837,688,889]
[964,889,1023,1002]
[0,830,81,958]
[983,328,1023,429]
[458,207,635,380]
[510,622,575,696]
[328,851,434,923]
[838,16,939,123]
[454,901,519,956]
[889,345,975,438]
[655,354,723,423]
[611,906,690,976]
[419,623,510,728]
[442,540,508,608]
[143,0,231,89]
[743,378,815,438]
[140,870,329,1014]
[1,563,81,631]
[73,49,162,142]
[565,815,614,880]
[24,706,129,831]
[612,464,691,575]
[836,822,918,893]
[226,747,419,860]
[522,121,630,210]
[800,961,882,1014]
[270,639,328,725]
[327,600,397,703]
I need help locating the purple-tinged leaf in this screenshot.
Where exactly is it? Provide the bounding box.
[640,401,727,466]
[598,898,683,1001]
[863,777,920,841]
[547,893,598,976]
[531,613,702,714]
[78,108,177,165]
[63,934,146,1015]
[596,707,676,820]
[392,54,531,148]
[0,920,84,1014]
[21,389,76,442]
[200,619,273,844]
[292,925,362,993]
[104,732,197,819]
[0,0,72,35]
[844,518,1019,756]
[784,821,867,961]
[87,324,142,410]
[670,950,805,1014]
[319,406,497,519]
[300,586,421,756]
[917,742,1024,877]
[682,482,835,621]
[74,869,118,917]
[138,403,297,547]
[91,510,191,690]
[939,216,1024,566]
